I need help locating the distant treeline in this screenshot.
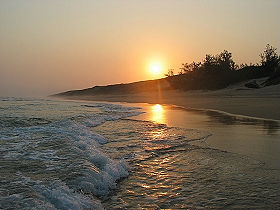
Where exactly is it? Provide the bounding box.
[166,44,280,90]
[55,44,280,97]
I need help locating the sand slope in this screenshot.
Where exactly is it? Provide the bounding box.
[56,81,280,120]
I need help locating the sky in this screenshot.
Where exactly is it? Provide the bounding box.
[0,0,279,97]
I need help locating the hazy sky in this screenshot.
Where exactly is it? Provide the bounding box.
[0,0,279,96]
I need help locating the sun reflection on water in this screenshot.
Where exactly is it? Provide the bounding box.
[151,104,166,124]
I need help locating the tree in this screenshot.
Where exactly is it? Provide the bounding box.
[201,51,236,72]
[260,44,279,71]
[165,69,174,77]
[181,61,201,73]
[217,50,236,71]
[202,54,218,72]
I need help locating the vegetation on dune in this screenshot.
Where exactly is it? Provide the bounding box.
[55,44,280,97]
[166,44,280,90]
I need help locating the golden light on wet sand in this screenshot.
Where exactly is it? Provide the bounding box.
[151,104,166,124]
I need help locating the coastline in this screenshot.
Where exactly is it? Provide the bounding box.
[127,103,280,169]
[52,84,280,170]
[55,84,280,121]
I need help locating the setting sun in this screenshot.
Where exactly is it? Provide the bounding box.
[1,1,279,210]
[150,62,164,77]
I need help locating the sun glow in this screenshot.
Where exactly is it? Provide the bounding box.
[151,104,166,124]
[150,62,163,77]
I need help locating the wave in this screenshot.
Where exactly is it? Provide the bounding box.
[1,99,213,210]
[0,101,143,210]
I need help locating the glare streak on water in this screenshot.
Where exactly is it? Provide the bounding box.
[94,119,280,210]
[0,98,279,210]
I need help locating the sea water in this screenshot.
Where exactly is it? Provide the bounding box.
[0,98,279,210]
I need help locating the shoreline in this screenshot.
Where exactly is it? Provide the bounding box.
[174,105,280,123]
[126,103,280,170]
[54,84,280,121]
[55,95,280,121]
[48,97,280,173]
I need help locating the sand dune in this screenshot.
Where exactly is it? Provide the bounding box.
[56,81,280,120]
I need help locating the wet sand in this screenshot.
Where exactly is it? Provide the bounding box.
[56,84,280,168]
[127,103,280,169]
[95,102,280,209]
[61,84,280,120]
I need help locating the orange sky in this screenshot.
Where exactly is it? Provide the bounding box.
[0,0,279,96]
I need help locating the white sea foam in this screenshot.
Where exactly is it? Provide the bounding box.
[0,174,104,210]
[0,100,142,210]
[34,180,103,210]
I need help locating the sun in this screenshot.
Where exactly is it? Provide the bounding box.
[150,62,163,76]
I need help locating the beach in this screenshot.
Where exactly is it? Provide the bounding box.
[1,1,279,209]
[60,83,280,120]
[128,103,280,169]
[95,102,280,209]
[1,97,280,209]
[56,83,280,170]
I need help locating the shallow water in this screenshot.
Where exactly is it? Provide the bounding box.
[0,98,141,210]
[1,98,279,210]
[95,118,280,209]
[131,103,280,169]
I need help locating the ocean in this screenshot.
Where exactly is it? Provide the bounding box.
[0,98,279,210]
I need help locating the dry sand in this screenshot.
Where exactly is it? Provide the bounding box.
[63,83,280,121]
[55,82,280,168]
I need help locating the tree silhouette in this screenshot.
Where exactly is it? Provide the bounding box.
[202,54,218,72]
[217,50,236,71]
[165,69,174,77]
[260,44,279,72]
[181,62,201,73]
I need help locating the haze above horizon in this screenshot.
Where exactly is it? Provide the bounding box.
[0,0,279,96]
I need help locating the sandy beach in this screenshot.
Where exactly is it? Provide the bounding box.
[55,83,280,169]
[127,103,280,169]
[61,82,280,120]
[2,97,280,210]
[2,1,280,209]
